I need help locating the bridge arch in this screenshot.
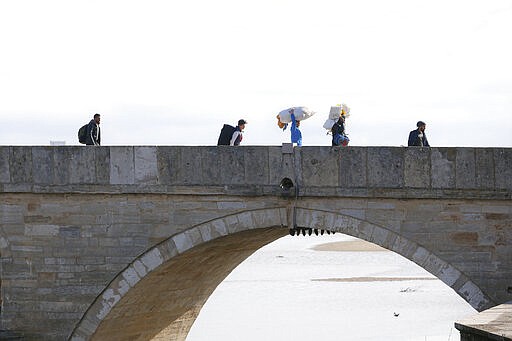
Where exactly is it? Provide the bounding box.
[70,206,493,341]
[69,207,288,341]
[294,207,492,311]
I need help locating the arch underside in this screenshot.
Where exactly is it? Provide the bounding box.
[91,228,287,341]
[73,206,493,341]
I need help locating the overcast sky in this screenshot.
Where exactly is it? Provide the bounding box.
[0,0,511,147]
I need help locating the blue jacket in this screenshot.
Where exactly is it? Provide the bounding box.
[290,114,302,146]
[408,129,429,147]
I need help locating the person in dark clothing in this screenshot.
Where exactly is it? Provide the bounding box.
[230,119,247,146]
[408,121,429,147]
[331,116,348,146]
[85,114,101,146]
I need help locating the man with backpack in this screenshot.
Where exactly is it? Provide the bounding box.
[217,119,247,146]
[85,114,101,145]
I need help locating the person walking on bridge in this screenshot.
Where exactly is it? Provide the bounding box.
[85,113,101,146]
[230,119,247,146]
[288,109,302,146]
[408,121,429,147]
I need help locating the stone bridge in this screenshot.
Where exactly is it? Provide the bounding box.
[0,145,511,340]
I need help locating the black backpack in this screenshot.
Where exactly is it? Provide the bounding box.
[78,124,88,144]
[217,124,236,145]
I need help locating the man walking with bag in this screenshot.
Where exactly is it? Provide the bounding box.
[86,113,101,146]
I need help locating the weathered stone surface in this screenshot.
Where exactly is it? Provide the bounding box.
[475,148,495,189]
[109,147,135,185]
[134,146,158,184]
[340,147,367,188]
[494,148,512,190]
[367,147,404,188]
[69,147,96,184]
[456,148,476,189]
[220,147,245,185]
[404,147,430,188]
[0,146,9,183]
[10,147,32,183]
[32,147,54,185]
[244,147,269,185]
[301,147,339,187]
[431,148,456,188]
[199,147,222,185]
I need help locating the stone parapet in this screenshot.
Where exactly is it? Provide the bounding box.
[0,146,510,199]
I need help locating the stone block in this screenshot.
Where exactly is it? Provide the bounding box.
[431,148,456,188]
[269,147,295,186]
[200,147,222,185]
[156,146,178,185]
[178,147,204,185]
[340,147,367,188]
[25,224,60,236]
[134,147,158,184]
[140,248,163,272]
[459,281,489,311]
[237,211,255,230]
[494,148,512,190]
[404,147,430,188]
[95,147,110,184]
[52,147,71,185]
[68,147,96,184]
[367,147,404,188]
[244,147,269,185]
[357,221,375,241]
[0,147,9,183]
[224,214,241,233]
[251,209,281,228]
[220,147,245,185]
[10,146,32,183]
[301,147,339,187]
[456,148,476,188]
[411,246,430,267]
[475,148,495,189]
[172,229,199,254]
[110,147,135,185]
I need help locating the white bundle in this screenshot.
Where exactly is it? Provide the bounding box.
[278,107,315,123]
[329,103,351,120]
[329,106,342,120]
[323,118,337,130]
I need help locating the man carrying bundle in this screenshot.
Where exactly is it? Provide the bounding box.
[276,106,315,146]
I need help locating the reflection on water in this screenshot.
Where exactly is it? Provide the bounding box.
[186,234,476,341]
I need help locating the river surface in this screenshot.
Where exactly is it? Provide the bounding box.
[186,234,476,341]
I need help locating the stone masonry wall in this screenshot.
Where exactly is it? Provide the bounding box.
[0,146,511,340]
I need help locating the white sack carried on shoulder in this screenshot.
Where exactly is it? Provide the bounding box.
[278,107,315,123]
[329,106,342,120]
[329,104,351,120]
[323,118,337,130]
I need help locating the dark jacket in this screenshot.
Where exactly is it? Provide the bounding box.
[408,129,429,147]
[331,121,345,146]
[85,120,100,145]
